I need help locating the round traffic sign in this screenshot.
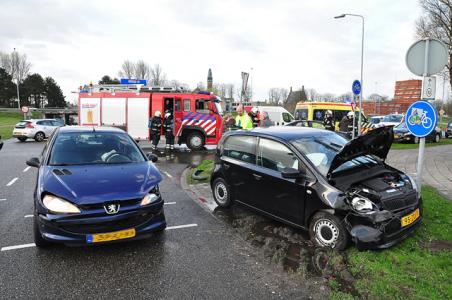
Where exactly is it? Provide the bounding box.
[352,80,361,95]
[406,39,448,76]
[405,101,438,137]
[21,106,29,113]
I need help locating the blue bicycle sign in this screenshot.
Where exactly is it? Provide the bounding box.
[352,80,361,95]
[405,101,437,137]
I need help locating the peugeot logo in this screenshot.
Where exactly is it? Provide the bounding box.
[104,203,120,214]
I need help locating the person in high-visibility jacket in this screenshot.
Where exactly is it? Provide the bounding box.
[235,104,253,130]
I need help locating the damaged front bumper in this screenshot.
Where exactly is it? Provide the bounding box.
[345,198,422,250]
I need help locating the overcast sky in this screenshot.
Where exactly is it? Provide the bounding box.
[0,0,424,104]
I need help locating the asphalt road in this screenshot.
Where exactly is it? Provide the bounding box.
[0,139,309,299]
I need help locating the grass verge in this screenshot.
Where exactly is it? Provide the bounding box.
[391,138,452,150]
[0,111,42,139]
[186,159,214,185]
[339,186,452,300]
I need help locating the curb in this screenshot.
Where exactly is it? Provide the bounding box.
[180,167,217,212]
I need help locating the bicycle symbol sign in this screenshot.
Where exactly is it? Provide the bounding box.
[405,101,437,137]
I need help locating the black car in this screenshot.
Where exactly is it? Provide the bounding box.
[393,122,441,143]
[446,121,452,138]
[0,135,3,150]
[210,126,422,250]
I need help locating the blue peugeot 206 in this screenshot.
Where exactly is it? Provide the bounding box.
[26,126,166,247]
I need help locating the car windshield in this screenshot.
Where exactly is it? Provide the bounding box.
[383,115,403,123]
[49,131,145,166]
[291,132,379,177]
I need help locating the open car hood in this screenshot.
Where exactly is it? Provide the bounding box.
[328,126,394,176]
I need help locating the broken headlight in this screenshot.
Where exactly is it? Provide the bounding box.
[351,197,375,213]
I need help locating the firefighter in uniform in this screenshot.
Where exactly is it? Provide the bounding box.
[249,107,260,128]
[339,111,355,136]
[149,110,162,151]
[163,112,175,150]
[323,110,335,131]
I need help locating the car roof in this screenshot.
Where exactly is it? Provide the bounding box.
[58,126,125,133]
[225,126,332,141]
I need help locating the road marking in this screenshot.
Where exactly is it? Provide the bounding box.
[166,223,198,230]
[163,171,173,178]
[164,202,176,205]
[6,178,18,186]
[24,215,33,218]
[0,199,6,202]
[1,243,36,252]
[23,166,31,172]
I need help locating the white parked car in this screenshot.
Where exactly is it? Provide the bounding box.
[13,119,63,142]
[378,114,404,127]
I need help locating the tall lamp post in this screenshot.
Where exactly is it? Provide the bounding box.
[13,48,21,109]
[335,13,364,135]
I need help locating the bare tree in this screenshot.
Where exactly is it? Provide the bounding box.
[118,60,135,79]
[305,88,319,101]
[280,88,289,104]
[416,0,452,87]
[134,60,151,82]
[0,50,31,82]
[268,88,282,104]
[226,84,235,99]
[150,64,167,86]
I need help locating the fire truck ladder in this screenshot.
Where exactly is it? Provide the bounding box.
[87,84,189,93]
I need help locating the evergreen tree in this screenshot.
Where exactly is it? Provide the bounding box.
[45,77,66,107]
[0,67,16,107]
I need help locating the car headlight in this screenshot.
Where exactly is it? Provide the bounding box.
[351,197,375,213]
[140,193,160,206]
[407,175,420,198]
[43,195,81,214]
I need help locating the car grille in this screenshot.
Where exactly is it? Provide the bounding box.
[381,191,418,212]
[60,212,154,234]
[78,198,141,210]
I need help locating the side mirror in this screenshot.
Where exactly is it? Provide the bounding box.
[281,167,303,179]
[26,157,40,168]
[146,153,158,162]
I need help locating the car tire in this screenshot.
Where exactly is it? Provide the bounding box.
[186,132,205,151]
[17,137,27,142]
[434,134,440,143]
[414,137,420,144]
[34,132,45,142]
[33,218,52,248]
[309,212,348,251]
[212,177,234,208]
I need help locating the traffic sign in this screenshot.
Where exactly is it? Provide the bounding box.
[352,80,361,95]
[406,39,448,76]
[120,79,147,85]
[405,100,438,137]
[422,76,436,100]
[21,106,29,113]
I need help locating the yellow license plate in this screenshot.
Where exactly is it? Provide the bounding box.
[394,134,400,139]
[87,228,136,243]
[401,208,420,227]
[14,132,22,135]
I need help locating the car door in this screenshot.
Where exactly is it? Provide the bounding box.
[221,135,257,204]
[252,138,308,225]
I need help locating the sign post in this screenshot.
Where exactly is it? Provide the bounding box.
[351,80,361,139]
[405,38,448,188]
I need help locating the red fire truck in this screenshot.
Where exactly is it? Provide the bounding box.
[78,86,224,150]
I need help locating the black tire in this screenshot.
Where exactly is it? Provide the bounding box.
[17,137,27,142]
[433,134,440,143]
[212,177,234,208]
[309,212,348,251]
[33,218,52,248]
[34,132,45,142]
[186,131,205,151]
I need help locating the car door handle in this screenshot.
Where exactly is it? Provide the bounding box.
[223,163,230,170]
[253,174,262,180]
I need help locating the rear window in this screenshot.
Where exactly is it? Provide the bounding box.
[15,121,30,127]
[223,135,256,164]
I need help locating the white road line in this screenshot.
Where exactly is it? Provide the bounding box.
[24,215,34,218]
[6,178,18,187]
[166,223,198,230]
[0,199,6,202]
[1,243,36,252]
[163,171,173,178]
[23,166,31,172]
[164,202,176,205]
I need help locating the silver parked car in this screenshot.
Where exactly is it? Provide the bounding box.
[13,119,63,142]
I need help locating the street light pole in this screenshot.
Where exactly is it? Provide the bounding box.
[335,13,365,135]
[13,48,21,109]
